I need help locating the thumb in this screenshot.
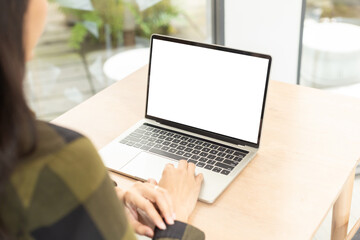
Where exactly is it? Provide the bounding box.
[196,173,204,185]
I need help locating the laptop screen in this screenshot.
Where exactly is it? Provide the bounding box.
[146,36,271,146]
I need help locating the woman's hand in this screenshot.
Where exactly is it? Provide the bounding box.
[158,160,204,223]
[115,180,175,237]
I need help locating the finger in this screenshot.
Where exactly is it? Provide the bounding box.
[187,161,196,175]
[139,198,167,230]
[161,187,175,220]
[130,217,154,237]
[148,178,158,185]
[196,173,204,186]
[178,160,188,170]
[141,183,174,225]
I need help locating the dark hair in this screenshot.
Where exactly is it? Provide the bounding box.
[0,0,36,237]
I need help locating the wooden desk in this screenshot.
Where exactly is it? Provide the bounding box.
[53,66,360,240]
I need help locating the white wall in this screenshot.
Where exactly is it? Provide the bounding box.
[224,0,304,84]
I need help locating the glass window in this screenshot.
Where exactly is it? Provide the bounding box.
[26,0,213,121]
[300,0,360,98]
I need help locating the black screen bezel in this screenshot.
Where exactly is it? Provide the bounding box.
[145,34,272,148]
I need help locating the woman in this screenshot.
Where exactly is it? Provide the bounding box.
[0,0,204,239]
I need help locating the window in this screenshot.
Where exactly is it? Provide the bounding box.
[26,0,213,120]
[300,0,360,98]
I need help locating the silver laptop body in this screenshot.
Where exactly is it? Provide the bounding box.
[100,34,272,203]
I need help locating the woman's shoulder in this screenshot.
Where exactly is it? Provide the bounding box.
[14,120,107,195]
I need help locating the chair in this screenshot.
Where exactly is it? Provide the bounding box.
[347,218,360,240]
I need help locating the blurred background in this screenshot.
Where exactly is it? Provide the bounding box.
[25,0,360,121]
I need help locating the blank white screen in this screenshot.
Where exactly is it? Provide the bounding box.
[147,39,269,144]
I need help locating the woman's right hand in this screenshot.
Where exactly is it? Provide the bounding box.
[158,160,204,223]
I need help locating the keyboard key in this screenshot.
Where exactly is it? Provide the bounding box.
[134,143,142,148]
[234,157,243,162]
[152,129,160,133]
[126,141,135,146]
[234,151,247,157]
[144,132,152,136]
[142,136,150,140]
[207,160,216,165]
[184,148,192,152]
[223,160,238,167]
[163,141,170,146]
[173,139,180,143]
[180,136,188,141]
[210,144,218,149]
[221,170,230,175]
[210,150,218,155]
[152,133,159,137]
[197,162,206,168]
[125,136,140,142]
[149,148,184,160]
[215,157,224,162]
[134,129,146,134]
[155,140,163,144]
[202,148,210,152]
[169,148,177,153]
[192,150,200,155]
[188,160,198,164]
[161,146,170,151]
[166,132,174,136]
[170,143,178,148]
[146,142,155,147]
[149,138,156,142]
[130,133,142,139]
[194,145,203,150]
[187,138,196,143]
[215,162,234,170]
[202,142,211,147]
[208,154,216,159]
[177,146,185,150]
[212,167,222,173]
[158,135,166,139]
[184,153,192,158]
[160,130,167,134]
[141,145,151,151]
[225,149,234,154]
[226,155,234,160]
[191,155,200,160]
[200,152,208,157]
[180,141,187,145]
[165,137,173,141]
[188,143,195,148]
[205,165,213,170]
[217,152,226,157]
[199,157,207,162]
[176,151,185,156]
[173,134,181,139]
[194,140,203,145]
[154,144,162,148]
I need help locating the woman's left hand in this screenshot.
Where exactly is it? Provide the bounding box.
[115,179,175,238]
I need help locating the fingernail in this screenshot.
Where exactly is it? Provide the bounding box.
[146,230,153,237]
[159,222,166,230]
[167,215,174,225]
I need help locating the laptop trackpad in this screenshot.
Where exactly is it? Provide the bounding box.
[120,152,178,182]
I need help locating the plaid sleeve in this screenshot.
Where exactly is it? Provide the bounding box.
[153,221,205,240]
[0,123,204,240]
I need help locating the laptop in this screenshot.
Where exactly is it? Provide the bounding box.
[99,34,272,203]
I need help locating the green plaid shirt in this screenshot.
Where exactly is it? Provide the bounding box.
[0,121,204,240]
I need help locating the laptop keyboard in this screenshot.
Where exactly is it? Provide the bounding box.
[119,124,249,175]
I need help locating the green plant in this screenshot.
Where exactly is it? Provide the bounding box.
[51,0,124,49]
[51,0,179,49]
[128,0,179,38]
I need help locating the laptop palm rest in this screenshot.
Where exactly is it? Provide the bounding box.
[120,152,179,183]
